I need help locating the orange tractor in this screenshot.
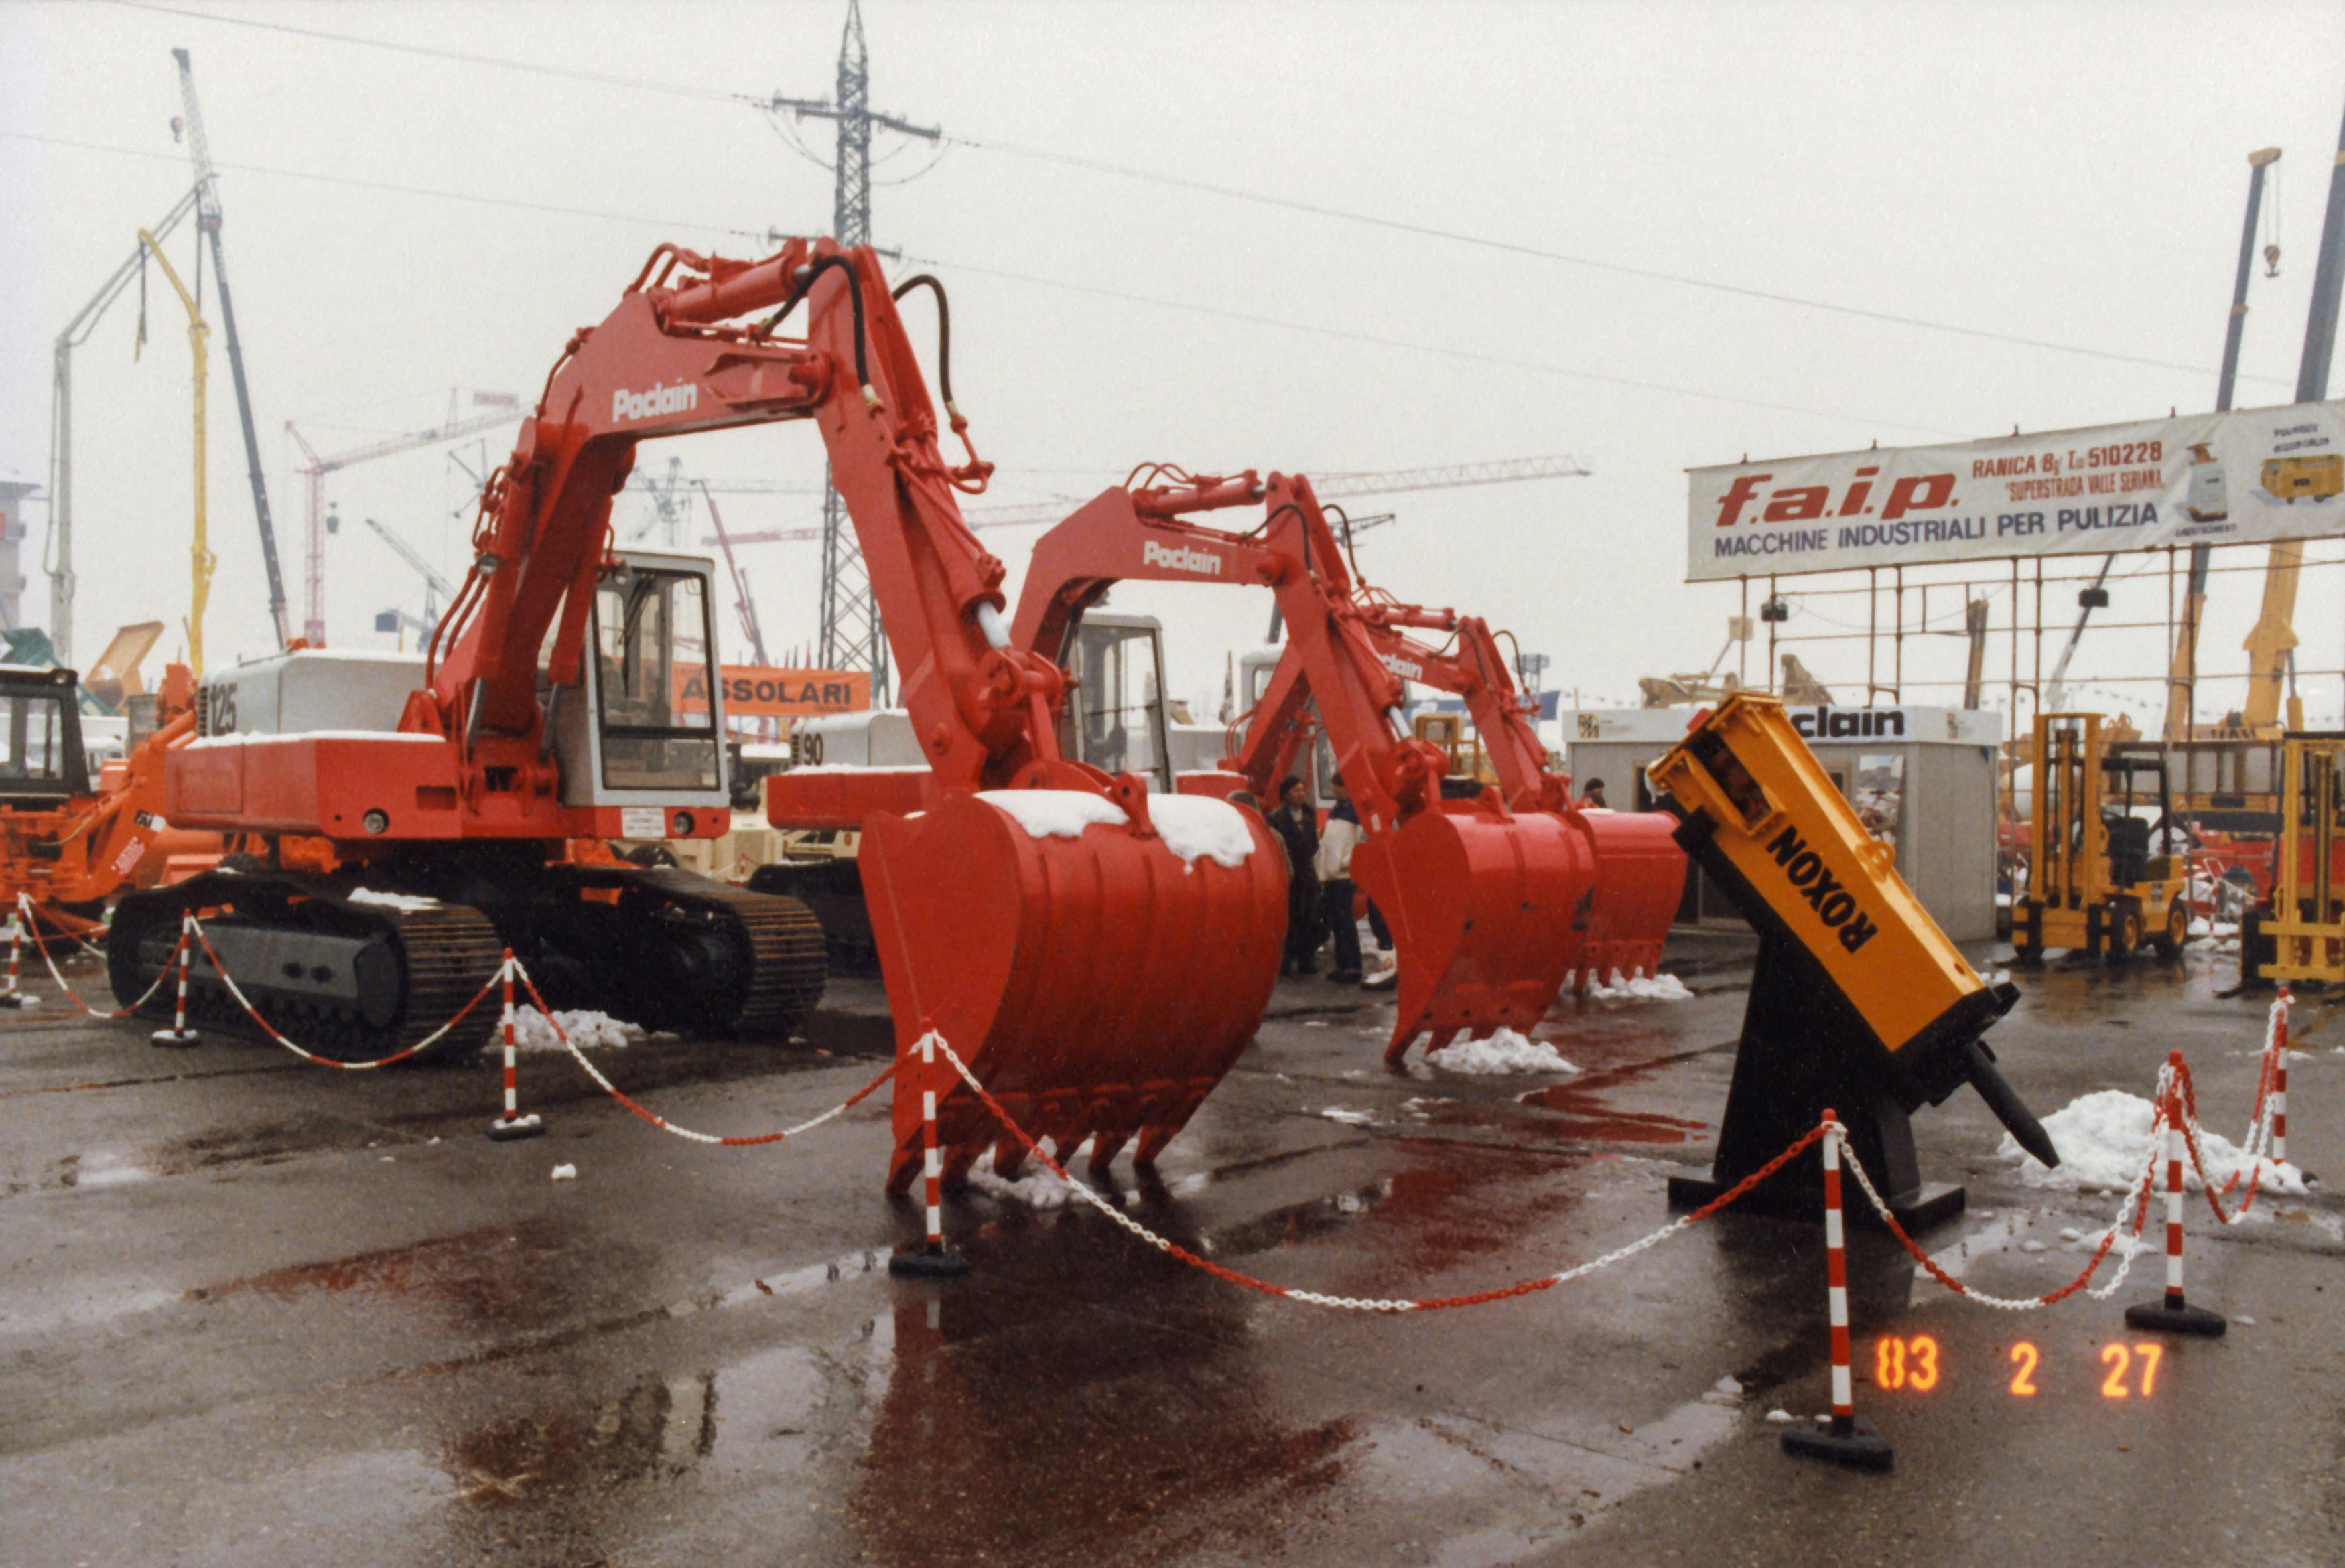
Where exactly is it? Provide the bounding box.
[0,661,213,938]
[1009,469,1687,1060]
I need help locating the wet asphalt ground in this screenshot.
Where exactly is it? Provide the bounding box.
[1,934,2340,1568]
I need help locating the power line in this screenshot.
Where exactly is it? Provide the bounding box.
[7,126,1965,435]
[105,0,742,102]
[902,251,1968,437]
[98,0,2271,386]
[1,130,769,238]
[943,133,2288,388]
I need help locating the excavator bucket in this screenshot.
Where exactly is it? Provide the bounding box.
[859,790,1287,1192]
[1571,810,1688,986]
[1352,798,1597,1062]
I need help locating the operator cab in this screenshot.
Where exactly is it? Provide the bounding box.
[0,666,90,806]
[553,551,732,823]
[1056,612,1176,792]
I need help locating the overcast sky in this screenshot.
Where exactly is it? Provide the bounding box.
[7,0,2345,731]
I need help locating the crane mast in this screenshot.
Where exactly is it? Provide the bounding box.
[173,48,292,650]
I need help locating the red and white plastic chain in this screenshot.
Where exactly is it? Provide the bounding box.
[188,918,498,1070]
[2171,1054,2274,1226]
[511,958,892,1145]
[921,1029,1827,1313]
[13,892,178,1019]
[2212,994,2289,1210]
[1833,1092,2167,1311]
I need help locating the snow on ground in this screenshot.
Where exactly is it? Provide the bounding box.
[1147,793,1257,867]
[1424,1028,1577,1075]
[1585,969,1694,1002]
[1998,1088,2309,1196]
[347,889,440,911]
[511,1007,647,1052]
[1319,1107,1376,1125]
[966,1139,1086,1208]
[976,790,1128,840]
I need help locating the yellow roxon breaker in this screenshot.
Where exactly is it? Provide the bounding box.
[1648,694,2057,1230]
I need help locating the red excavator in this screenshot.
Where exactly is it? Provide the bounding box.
[115,238,1282,1194]
[1010,468,1685,1059]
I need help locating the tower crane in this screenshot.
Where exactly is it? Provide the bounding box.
[46,185,199,664]
[710,455,1593,545]
[697,482,773,668]
[285,393,519,646]
[361,515,457,639]
[172,48,292,650]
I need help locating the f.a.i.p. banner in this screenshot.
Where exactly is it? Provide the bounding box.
[1688,399,2345,581]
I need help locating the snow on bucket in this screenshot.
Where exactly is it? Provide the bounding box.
[860,789,1286,1192]
[1352,798,1596,1062]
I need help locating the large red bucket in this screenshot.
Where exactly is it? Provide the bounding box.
[1352,799,1596,1061]
[860,790,1287,1192]
[1570,810,1688,985]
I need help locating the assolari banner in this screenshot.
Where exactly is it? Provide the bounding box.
[1687,399,2345,582]
[675,666,871,721]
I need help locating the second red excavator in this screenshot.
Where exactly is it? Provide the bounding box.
[1010,468,1686,1060]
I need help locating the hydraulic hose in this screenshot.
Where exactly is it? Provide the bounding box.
[890,275,957,412]
[756,255,872,395]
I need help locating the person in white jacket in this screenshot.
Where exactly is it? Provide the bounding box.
[1315,779,1365,981]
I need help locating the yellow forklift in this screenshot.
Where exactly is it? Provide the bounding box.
[2240,733,2345,987]
[2015,713,2190,965]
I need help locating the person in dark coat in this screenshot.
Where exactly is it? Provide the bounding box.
[1266,774,1321,975]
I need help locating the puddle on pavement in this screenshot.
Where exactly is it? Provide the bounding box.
[190,1219,594,1333]
[1211,1180,1393,1256]
[1510,1053,1708,1145]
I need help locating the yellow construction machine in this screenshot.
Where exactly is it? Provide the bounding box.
[1650,694,2057,1228]
[2240,733,2345,987]
[2013,713,2190,965]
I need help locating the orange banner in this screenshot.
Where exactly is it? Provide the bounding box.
[679,666,871,720]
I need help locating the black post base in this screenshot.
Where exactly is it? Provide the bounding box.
[0,992,39,1010]
[888,1244,969,1279]
[486,1115,545,1141]
[2123,1294,2226,1336]
[1781,1416,1893,1473]
[1668,1172,1965,1234]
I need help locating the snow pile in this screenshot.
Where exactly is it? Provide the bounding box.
[1424,1028,1578,1075]
[976,789,1128,840]
[1997,1088,2310,1196]
[511,1007,646,1052]
[1586,969,1694,1002]
[1319,1107,1376,1126]
[347,888,440,912]
[1147,794,1257,868]
[966,1139,1084,1208]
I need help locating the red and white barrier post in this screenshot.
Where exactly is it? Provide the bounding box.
[2270,984,2289,1167]
[0,912,34,1009]
[149,912,201,1048]
[1782,1109,1893,1472]
[890,1025,968,1278]
[486,950,545,1141]
[2126,1055,2225,1336]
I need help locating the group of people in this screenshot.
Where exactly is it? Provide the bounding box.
[1230,774,1396,986]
